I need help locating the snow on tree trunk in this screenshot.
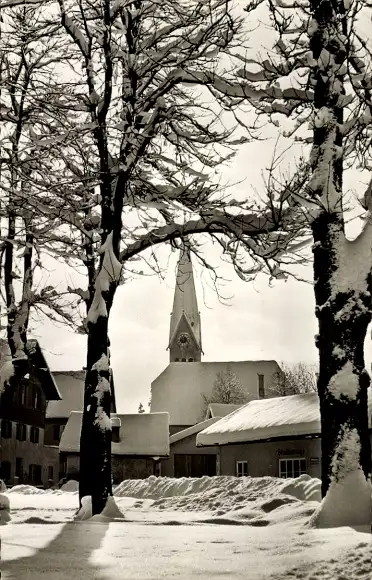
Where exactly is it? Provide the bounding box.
[308,0,372,527]
[79,233,121,515]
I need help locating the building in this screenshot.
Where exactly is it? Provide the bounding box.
[196,390,372,479]
[59,411,170,482]
[0,340,61,487]
[150,248,281,435]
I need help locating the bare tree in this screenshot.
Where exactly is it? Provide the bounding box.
[202,365,250,413]
[269,362,317,397]
[138,402,145,414]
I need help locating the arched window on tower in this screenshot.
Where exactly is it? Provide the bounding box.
[181,358,186,362]
[188,358,194,362]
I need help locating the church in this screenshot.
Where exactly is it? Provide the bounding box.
[150,248,281,434]
[150,248,283,477]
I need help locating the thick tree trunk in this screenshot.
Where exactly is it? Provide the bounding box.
[312,212,372,526]
[79,314,113,515]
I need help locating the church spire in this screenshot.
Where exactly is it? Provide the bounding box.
[168,247,202,362]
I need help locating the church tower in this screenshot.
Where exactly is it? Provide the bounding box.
[168,248,202,362]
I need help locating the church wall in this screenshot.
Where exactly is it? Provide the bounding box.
[151,360,281,426]
[219,437,322,479]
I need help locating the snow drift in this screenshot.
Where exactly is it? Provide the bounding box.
[114,474,321,513]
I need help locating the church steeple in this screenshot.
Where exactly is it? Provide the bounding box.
[168,248,202,362]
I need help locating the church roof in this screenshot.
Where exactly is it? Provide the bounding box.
[59,411,170,457]
[168,249,201,349]
[151,360,281,426]
[196,388,372,446]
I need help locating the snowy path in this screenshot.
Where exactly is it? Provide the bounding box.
[1,482,371,579]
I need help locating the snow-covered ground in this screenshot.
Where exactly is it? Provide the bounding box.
[1,475,371,579]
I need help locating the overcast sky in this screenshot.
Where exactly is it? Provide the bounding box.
[32,137,372,414]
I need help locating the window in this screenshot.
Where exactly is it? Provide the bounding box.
[236,461,248,477]
[258,374,265,398]
[21,386,26,405]
[48,466,54,481]
[181,358,186,362]
[29,464,42,484]
[16,423,27,441]
[53,424,60,441]
[175,358,179,362]
[0,461,11,482]
[15,457,24,478]
[1,420,12,439]
[279,458,307,479]
[112,427,120,443]
[30,426,40,444]
[188,358,194,362]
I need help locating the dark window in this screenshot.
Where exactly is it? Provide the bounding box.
[175,358,179,362]
[29,464,42,484]
[258,374,265,398]
[48,466,54,481]
[53,424,60,441]
[181,358,186,362]
[0,461,11,482]
[1,420,12,439]
[30,426,40,444]
[33,387,42,410]
[21,386,26,405]
[15,457,24,478]
[112,427,120,443]
[16,423,27,441]
[188,358,194,362]
[174,454,216,478]
[236,460,248,477]
[279,458,307,479]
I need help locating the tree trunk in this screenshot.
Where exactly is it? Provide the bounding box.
[312,211,372,525]
[79,313,113,515]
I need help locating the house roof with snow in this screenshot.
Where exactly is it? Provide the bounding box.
[197,389,372,447]
[205,403,243,419]
[0,339,61,401]
[151,360,280,426]
[59,411,170,456]
[46,370,116,419]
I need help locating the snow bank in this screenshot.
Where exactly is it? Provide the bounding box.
[310,470,372,528]
[0,479,7,492]
[114,475,321,513]
[7,485,47,495]
[75,495,125,522]
[0,493,11,525]
[60,480,79,492]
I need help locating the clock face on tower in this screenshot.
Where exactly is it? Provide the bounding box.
[177,332,191,349]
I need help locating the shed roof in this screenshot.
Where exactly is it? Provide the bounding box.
[169,417,220,445]
[197,389,372,447]
[60,411,170,456]
[206,403,243,419]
